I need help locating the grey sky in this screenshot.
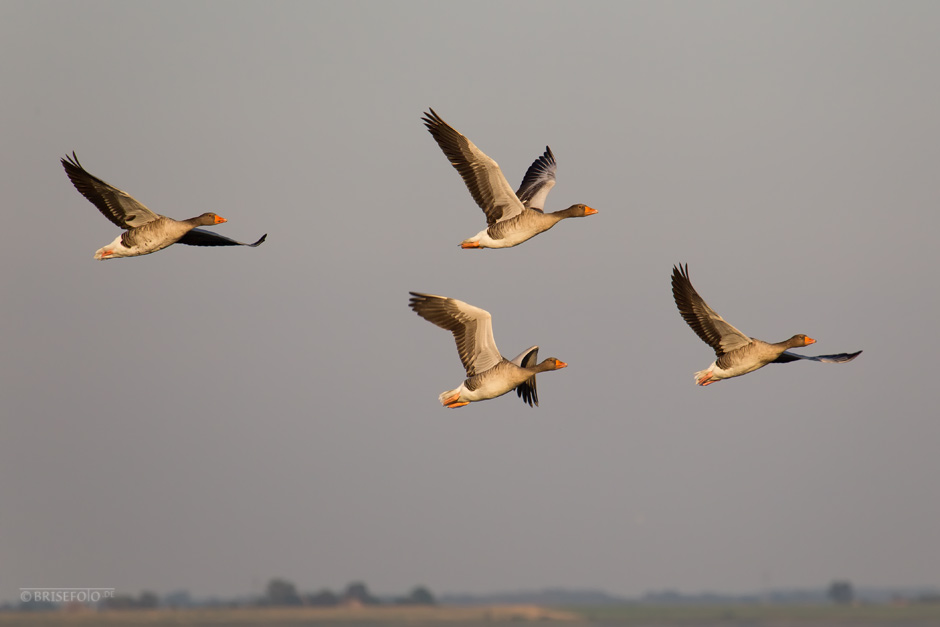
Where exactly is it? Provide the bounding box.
[2,0,939,602]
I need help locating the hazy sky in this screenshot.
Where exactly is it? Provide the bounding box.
[2,0,939,603]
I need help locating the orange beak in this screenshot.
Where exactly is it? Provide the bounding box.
[555,359,568,369]
[804,336,816,346]
[214,215,227,224]
[584,206,598,215]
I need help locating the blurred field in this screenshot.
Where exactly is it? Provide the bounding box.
[4,603,940,626]
[571,603,940,625]
[0,604,580,626]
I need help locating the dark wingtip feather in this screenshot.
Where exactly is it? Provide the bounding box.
[838,350,863,362]
[61,151,84,176]
[61,151,81,169]
[421,108,445,131]
[670,263,692,307]
[515,380,538,407]
[408,291,435,314]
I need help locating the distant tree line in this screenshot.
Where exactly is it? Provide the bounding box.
[827,580,855,605]
[100,591,160,609]
[12,580,433,612]
[17,577,940,612]
[262,578,435,607]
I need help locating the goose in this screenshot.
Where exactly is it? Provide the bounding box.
[671,264,861,386]
[61,152,266,259]
[409,292,567,408]
[422,109,597,249]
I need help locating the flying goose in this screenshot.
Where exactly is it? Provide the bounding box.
[422,109,597,249]
[409,292,567,407]
[671,264,861,386]
[61,152,266,259]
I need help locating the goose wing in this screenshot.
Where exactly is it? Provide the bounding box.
[422,109,526,226]
[515,147,556,212]
[671,264,752,356]
[511,346,540,407]
[409,292,503,376]
[773,350,862,364]
[178,229,267,247]
[61,152,160,229]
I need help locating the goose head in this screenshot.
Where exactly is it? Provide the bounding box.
[564,204,597,217]
[537,358,568,371]
[786,334,816,348]
[193,213,227,226]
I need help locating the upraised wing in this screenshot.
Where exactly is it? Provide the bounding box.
[61,152,160,229]
[671,264,753,356]
[409,292,503,377]
[515,147,556,211]
[422,109,526,226]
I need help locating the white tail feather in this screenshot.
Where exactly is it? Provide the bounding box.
[438,388,461,406]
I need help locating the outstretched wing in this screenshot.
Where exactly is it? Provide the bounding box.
[671,264,752,357]
[178,229,267,247]
[515,146,556,211]
[422,109,526,226]
[773,350,862,364]
[61,152,160,229]
[409,292,503,377]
